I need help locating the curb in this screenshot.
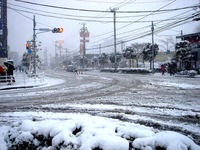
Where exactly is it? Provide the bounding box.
[0,82,47,90]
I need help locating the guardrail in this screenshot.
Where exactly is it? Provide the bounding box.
[0,72,45,85]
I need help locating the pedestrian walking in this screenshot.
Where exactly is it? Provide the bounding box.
[4,61,15,84]
[160,64,166,75]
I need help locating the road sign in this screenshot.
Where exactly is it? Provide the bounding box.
[27,49,32,54]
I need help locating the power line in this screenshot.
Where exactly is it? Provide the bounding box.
[8,5,193,24]
[74,0,174,4]
[87,10,194,47]
[14,0,199,13]
[8,6,54,28]
[87,0,178,41]
[86,15,194,51]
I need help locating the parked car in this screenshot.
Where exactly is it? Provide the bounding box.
[66,65,76,72]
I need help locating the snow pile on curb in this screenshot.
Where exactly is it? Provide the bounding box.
[4,119,200,150]
[177,70,198,77]
[100,68,152,74]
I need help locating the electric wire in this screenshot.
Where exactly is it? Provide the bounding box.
[9,0,199,54]
[8,6,192,23]
[86,15,195,51]
[14,0,199,13]
[74,0,174,4]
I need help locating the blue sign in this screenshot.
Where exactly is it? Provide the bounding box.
[27,49,32,54]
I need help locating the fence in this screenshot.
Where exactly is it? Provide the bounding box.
[0,72,45,86]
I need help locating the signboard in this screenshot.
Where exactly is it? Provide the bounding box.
[80,39,89,43]
[27,49,32,54]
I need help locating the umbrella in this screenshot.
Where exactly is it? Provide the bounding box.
[4,61,15,70]
[0,65,4,74]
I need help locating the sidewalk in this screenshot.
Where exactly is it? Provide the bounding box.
[0,72,47,90]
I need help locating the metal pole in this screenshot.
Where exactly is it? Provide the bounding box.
[151,21,154,72]
[83,23,86,56]
[55,43,57,61]
[111,8,117,72]
[99,44,101,55]
[121,41,124,53]
[59,43,61,58]
[33,15,36,74]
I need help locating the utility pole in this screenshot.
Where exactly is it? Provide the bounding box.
[33,15,36,74]
[82,23,86,68]
[83,24,86,56]
[121,41,124,53]
[79,23,89,68]
[151,21,154,72]
[55,43,57,60]
[110,8,118,72]
[99,44,101,55]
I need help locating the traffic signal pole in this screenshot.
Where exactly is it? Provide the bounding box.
[33,15,36,74]
[30,18,63,74]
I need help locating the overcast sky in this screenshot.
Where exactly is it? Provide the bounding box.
[7,0,200,60]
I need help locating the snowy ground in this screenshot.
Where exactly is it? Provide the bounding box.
[0,70,200,150]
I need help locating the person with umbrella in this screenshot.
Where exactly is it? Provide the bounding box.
[4,61,15,84]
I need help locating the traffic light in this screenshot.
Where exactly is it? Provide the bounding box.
[26,43,31,49]
[52,28,63,33]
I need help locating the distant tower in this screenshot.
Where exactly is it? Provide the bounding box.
[79,24,89,56]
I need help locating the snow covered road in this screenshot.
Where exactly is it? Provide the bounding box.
[0,70,200,149]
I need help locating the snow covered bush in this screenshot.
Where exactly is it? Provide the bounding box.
[4,119,200,150]
[132,131,200,150]
[120,68,152,74]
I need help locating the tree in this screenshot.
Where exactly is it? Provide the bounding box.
[174,41,193,70]
[109,53,122,65]
[98,53,108,68]
[21,52,41,72]
[91,56,98,68]
[142,43,159,62]
[79,56,88,68]
[123,43,148,68]
[159,36,176,53]
[21,52,31,69]
[122,46,136,68]
[132,43,148,67]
